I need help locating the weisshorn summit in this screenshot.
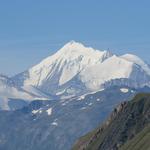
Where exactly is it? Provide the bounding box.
[0,41,150,110]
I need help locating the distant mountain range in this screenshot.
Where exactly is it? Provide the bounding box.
[0,41,150,150]
[1,41,150,110]
[72,93,150,150]
[0,86,139,150]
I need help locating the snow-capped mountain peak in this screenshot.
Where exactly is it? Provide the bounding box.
[57,41,112,60]
[2,41,150,105]
[60,40,87,51]
[0,41,150,110]
[22,41,114,89]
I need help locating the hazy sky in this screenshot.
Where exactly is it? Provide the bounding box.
[0,0,150,76]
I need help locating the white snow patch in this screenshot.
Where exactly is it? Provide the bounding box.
[78,95,86,100]
[46,108,52,116]
[39,110,42,114]
[61,101,69,106]
[56,89,66,95]
[32,108,42,114]
[89,89,105,94]
[131,90,135,93]
[77,89,105,101]
[88,103,93,106]
[32,110,39,114]
[120,88,129,93]
[81,107,87,110]
[96,98,100,101]
[60,95,75,100]
[51,122,58,126]
[62,103,66,106]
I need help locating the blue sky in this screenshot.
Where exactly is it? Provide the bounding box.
[0,0,150,76]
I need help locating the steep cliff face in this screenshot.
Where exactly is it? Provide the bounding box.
[72,93,150,150]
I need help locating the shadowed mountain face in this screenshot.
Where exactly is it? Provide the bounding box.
[72,93,150,150]
[0,87,137,150]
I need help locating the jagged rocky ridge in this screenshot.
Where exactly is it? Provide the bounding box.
[72,93,150,150]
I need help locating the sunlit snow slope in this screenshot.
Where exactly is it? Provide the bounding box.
[12,41,150,98]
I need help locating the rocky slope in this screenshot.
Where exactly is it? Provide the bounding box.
[0,86,136,150]
[72,93,150,150]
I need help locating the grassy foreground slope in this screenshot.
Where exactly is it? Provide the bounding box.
[120,124,150,150]
[72,93,150,150]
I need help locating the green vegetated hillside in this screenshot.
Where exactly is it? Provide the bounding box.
[120,124,150,150]
[72,93,150,150]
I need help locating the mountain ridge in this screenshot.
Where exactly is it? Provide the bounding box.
[12,41,150,95]
[0,41,150,110]
[72,93,150,150]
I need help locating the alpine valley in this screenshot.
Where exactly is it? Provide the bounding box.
[0,41,150,150]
